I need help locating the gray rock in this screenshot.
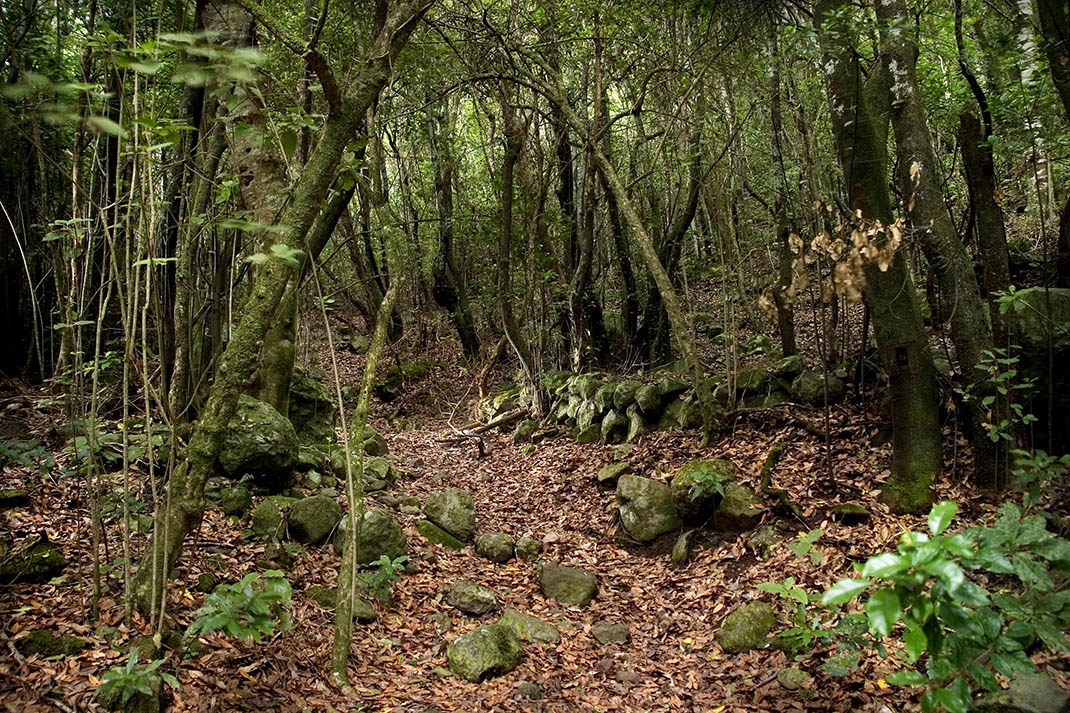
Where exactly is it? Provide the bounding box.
[714,481,762,532]
[772,355,806,379]
[446,580,499,615]
[250,496,298,539]
[671,530,695,567]
[591,622,629,644]
[593,383,617,410]
[417,520,466,549]
[476,532,514,563]
[736,369,771,393]
[423,487,476,541]
[219,394,299,491]
[446,623,522,683]
[513,420,538,444]
[616,474,682,542]
[777,667,811,691]
[596,461,632,486]
[220,486,252,516]
[576,400,602,431]
[499,607,560,644]
[973,673,1070,713]
[288,365,336,447]
[717,601,775,653]
[669,459,738,521]
[575,423,601,443]
[635,385,662,415]
[625,404,653,443]
[614,381,642,410]
[287,494,343,545]
[791,370,845,406]
[515,537,542,559]
[657,375,689,398]
[601,410,628,444]
[333,509,407,564]
[539,561,597,606]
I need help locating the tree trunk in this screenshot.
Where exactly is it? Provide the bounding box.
[769,21,797,357]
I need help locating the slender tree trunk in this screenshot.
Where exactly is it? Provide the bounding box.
[769,21,797,357]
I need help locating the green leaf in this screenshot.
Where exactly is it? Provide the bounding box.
[862,552,909,579]
[865,588,901,637]
[821,578,871,607]
[928,501,957,536]
[886,670,927,686]
[280,128,298,158]
[967,662,999,692]
[87,115,127,138]
[934,677,971,713]
[903,622,928,663]
[1012,553,1052,591]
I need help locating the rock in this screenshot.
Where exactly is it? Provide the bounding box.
[15,630,88,657]
[616,474,682,542]
[591,622,629,644]
[97,669,162,713]
[747,524,780,560]
[348,335,370,354]
[539,561,597,606]
[196,573,217,593]
[218,394,299,491]
[476,533,514,563]
[714,481,762,532]
[446,580,499,615]
[515,537,542,559]
[635,385,662,415]
[743,334,774,355]
[613,380,642,410]
[333,509,407,564]
[657,375,689,398]
[601,410,628,444]
[417,520,466,549]
[736,369,771,393]
[831,502,871,525]
[288,365,336,447]
[446,623,522,683]
[373,362,430,403]
[346,425,389,457]
[304,586,376,622]
[517,681,541,700]
[499,607,561,644]
[1011,287,1070,451]
[670,459,738,521]
[777,667,812,691]
[717,601,775,653]
[250,495,298,539]
[575,423,600,443]
[423,487,476,541]
[625,405,653,443]
[541,370,572,392]
[287,494,342,545]
[0,489,30,508]
[791,370,845,406]
[596,461,632,486]
[573,374,604,400]
[615,669,641,684]
[932,350,953,378]
[973,673,1070,713]
[593,383,617,410]
[576,400,602,431]
[220,486,252,517]
[671,530,695,567]
[0,534,66,584]
[772,355,806,379]
[513,420,538,444]
[430,611,452,632]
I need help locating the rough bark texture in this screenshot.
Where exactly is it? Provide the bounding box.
[769,22,797,357]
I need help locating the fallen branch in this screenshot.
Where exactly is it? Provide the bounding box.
[758,444,810,528]
[439,408,530,457]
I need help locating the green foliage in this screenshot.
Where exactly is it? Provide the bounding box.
[357,555,408,605]
[957,347,1037,443]
[97,649,178,705]
[686,462,730,503]
[63,427,162,475]
[0,439,55,475]
[1010,449,1070,510]
[819,501,1070,713]
[186,570,292,642]
[787,529,825,565]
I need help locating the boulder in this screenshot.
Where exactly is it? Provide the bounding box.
[15,630,88,657]
[417,520,466,549]
[613,381,642,410]
[218,394,299,491]
[670,459,738,521]
[539,561,597,606]
[220,486,252,517]
[791,370,845,406]
[446,580,499,615]
[0,489,30,508]
[288,365,336,447]
[572,374,604,400]
[831,502,871,525]
[0,534,66,584]
[973,673,1070,713]
[591,622,629,645]
[593,383,617,410]
[616,474,682,542]
[657,375,689,399]
[575,424,600,444]
[576,400,602,431]
[446,623,522,683]
[717,601,775,653]
[625,405,653,443]
[476,533,514,563]
[635,385,662,415]
[250,495,298,539]
[287,494,343,545]
[513,420,538,444]
[423,487,476,541]
[772,355,806,379]
[671,530,695,567]
[714,481,762,532]
[541,370,572,392]
[777,667,812,691]
[304,586,377,622]
[601,410,628,444]
[596,461,632,486]
[333,509,407,564]
[499,607,560,644]
[346,425,389,458]
[348,335,369,354]
[736,369,771,393]
[515,537,542,559]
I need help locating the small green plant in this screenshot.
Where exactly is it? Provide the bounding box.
[1010,449,1070,510]
[0,439,55,475]
[957,347,1037,443]
[820,501,1070,713]
[97,649,178,705]
[687,463,731,503]
[787,528,825,565]
[186,570,292,642]
[358,554,408,604]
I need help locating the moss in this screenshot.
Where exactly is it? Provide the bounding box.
[717,601,775,653]
[475,533,514,563]
[417,520,466,549]
[0,534,66,584]
[498,607,560,644]
[220,486,252,516]
[539,562,597,606]
[616,474,682,542]
[287,494,343,544]
[670,459,738,521]
[515,537,542,559]
[423,488,475,541]
[15,630,88,657]
[250,496,298,539]
[446,623,522,682]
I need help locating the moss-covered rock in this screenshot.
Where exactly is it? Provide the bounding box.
[717,601,775,653]
[304,586,376,622]
[601,410,628,444]
[541,370,572,392]
[218,394,298,491]
[0,489,30,508]
[616,474,682,542]
[736,369,771,393]
[498,607,560,644]
[373,362,430,402]
[417,520,466,549]
[220,486,252,517]
[575,423,600,443]
[446,580,499,615]
[625,405,653,443]
[513,420,538,444]
[344,424,389,458]
[446,623,522,683]
[671,530,695,567]
[591,622,629,645]
[831,502,871,525]
[592,383,617,410]
[288,365,336,447]
[657,375,689,398]
[196,572,217,593]
[772,355,806,379]
[973,672,1070,713]
[714,481,762,532]
[515,537,542,559]
[613,380,642,410]
[97,672,163,713]
[634,385,662,415]
[670,459,738,521]
[539,561,597,606]
[250,495,298,539]
[333,509,407,564]
[423,487,476,541]
[475,532,514,563]
[576,400,602,431]
[791,370,845,406]
[15,629,88,657]
[596,461,632,486]
[287,494,342,545]
[0,534,66,584]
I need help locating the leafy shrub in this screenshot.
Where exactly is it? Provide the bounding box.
[98,649,178,706]
[687,462,731,503]
[357,555,407,605]
[186,570,292,642]
[0,439,55,474]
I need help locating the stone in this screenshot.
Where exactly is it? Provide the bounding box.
[613,380,642,410]
[616,474,682,542]
[218,394,299,491]
[576,400,602,431]
[717,601,775,653]
[539,561,597,606]
[593,383,617,410]
[736,369,771,393]
[541,370,572,392]
[287,494,343,545]
[288,365,336,447]
[220,486,252,517]
[517,682,541,700]
[0,489,30,508]
[777,667,812,691]
[791,370,846,406]
[714,481,762,532]
[499,607,561,644]
[596,461,632,486]
[417,520,466,549]
[97,670,162,713]
[15,630,88,657]
[430,611,453,632]
[0,534,66,584]
[772,355,806,379]
[304,586,377,622]
[601,410,628,444]
[196,572,217,593]
[446,580,499,615]
[333,509,407,564]
[625,405,652,443]
[672,530,695,567]
[657,375,689,398]
[575,423,600,443]
[831,502,871,525]
[515,537,542,559]
[446,623,522,683]
[670,459,738,521]
[747,524,780,560]
[973,673,1070,713]
[348,335,370,354]
[423,487,476,541]
[476,532,514,563]
[346,425,389,458]
[591,622,629,644]
[635,385,662,415]
[250,495,298,539]
[513,420,538,444]
[574,374,604,400]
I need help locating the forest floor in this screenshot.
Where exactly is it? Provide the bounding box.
[1,315,1069,713]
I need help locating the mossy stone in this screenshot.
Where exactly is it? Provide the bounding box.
[476,532,514,563]
[446,580,499,615]
[515,537,542,559]
[288,365,336,446]
[446,623,522,683]
[601,410,628,444]
[287,494,342,545]
[616,474,682,543]
[218,394,298,491]
[332,509,407,564]
[250,496,298,539]
[613,380,642,410]
[670,459,738,521]
[0,489,30,508]
[220,486,252,516]
[513,420,538,444]
[671,530,695,567]
[591,622,629,644]
[539,561,597,606]
[596,461,632,486]
[15,630,88,657]
[575,423,600,444]
[716,601,775,653]
[305,586,376,622]
[417,520,466,549]
[423,487,476,541]
[831,502,871,525]
[714,481,762,532]
[0,534,66,584]
[498,607,560,644]
[196,572,217,593]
